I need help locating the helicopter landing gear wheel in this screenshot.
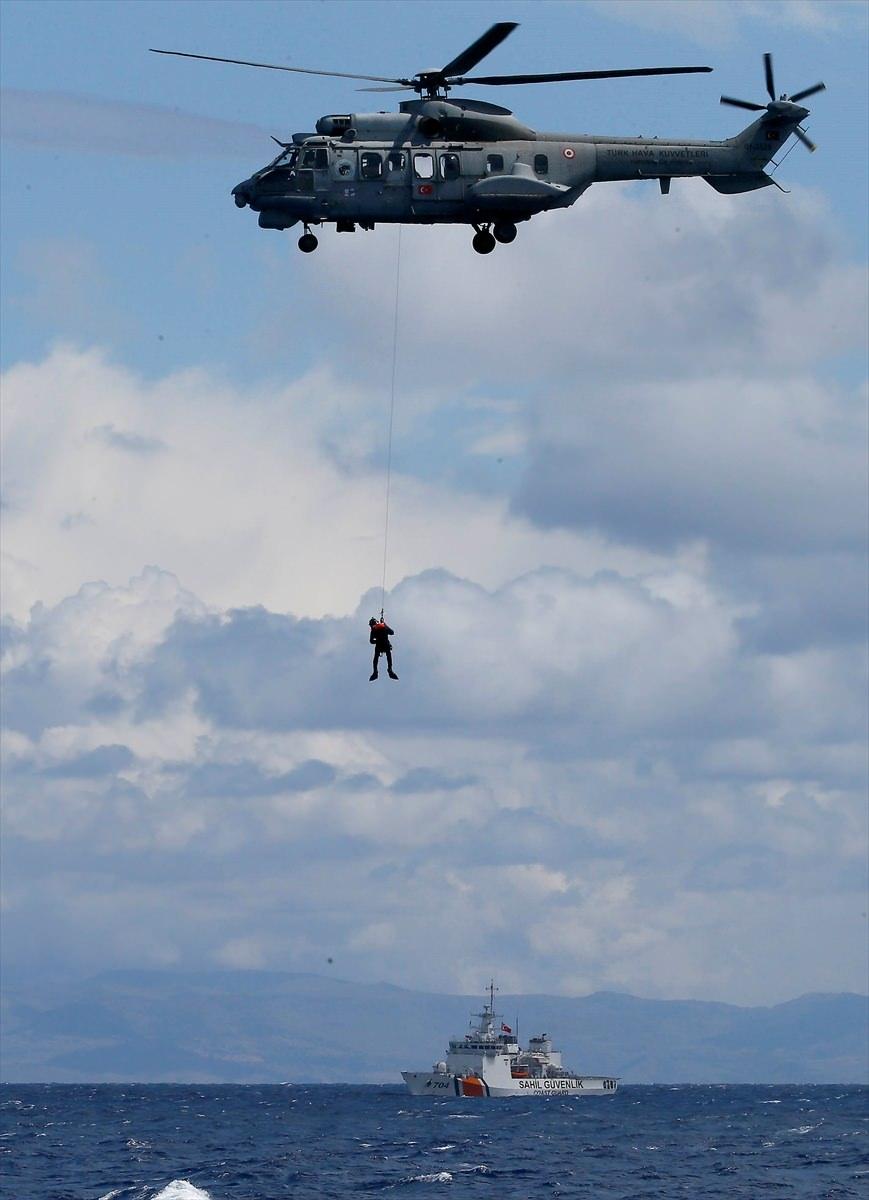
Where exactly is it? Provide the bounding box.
[298,228,319,253]
[493,221,517,244]
[472,228,496,255]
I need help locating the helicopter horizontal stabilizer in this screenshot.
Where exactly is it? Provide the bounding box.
[705,172,775,194]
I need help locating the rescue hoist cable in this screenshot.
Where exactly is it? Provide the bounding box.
[379,226,402,620]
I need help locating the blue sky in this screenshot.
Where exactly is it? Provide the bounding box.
[1,0,867,1009]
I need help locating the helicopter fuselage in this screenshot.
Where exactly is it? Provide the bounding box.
[231,97,809,251]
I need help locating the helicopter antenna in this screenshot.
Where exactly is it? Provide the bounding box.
[380,226,402,618]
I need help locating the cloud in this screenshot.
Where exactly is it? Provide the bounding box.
[90,424,166,455]
[514,373,867,555]
[391,768,477,794]
[298,184,866,386]
[0,89,269,158]
[589,1,856,46]
[42,743,136,779]
[1,140,866,1006]
[185,758,336,798]
[0,344,670,624]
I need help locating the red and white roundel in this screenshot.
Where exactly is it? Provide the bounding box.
[418,184,434,195]
[562,147,576,159]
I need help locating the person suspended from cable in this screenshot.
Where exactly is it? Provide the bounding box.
[369,616,398,681]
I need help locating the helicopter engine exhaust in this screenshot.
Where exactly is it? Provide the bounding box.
[417,116,442,138]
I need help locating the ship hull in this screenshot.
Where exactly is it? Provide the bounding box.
[402,1071,617,1098]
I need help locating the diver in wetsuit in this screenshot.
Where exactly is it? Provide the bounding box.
[369,617,398,681]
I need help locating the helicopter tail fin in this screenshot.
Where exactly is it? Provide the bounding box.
[731,111,803,169]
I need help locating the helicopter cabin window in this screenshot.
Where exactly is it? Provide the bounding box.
[360,152,383,180]
[387,152,406,172]
[534,153,549,175]
[413,153,435,180]
[440,153,461,180]
[301,147,329,170]
[486,154,504,174]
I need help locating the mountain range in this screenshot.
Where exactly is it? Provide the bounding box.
[1,970,866,1084]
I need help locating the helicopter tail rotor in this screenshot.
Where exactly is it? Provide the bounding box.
[720,53,825,151]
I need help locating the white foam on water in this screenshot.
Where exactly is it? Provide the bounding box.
[151,1182,213,1200]
[409,1172,453,1183]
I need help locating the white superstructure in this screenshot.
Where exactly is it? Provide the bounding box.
[402,983,618,1098]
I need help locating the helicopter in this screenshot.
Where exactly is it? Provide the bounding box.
[151,22,824,255]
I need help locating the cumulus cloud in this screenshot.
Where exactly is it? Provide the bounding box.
[292,183,866,387]
[0,345,669,622]
[2,560,865,1001]
[515,373,867,554]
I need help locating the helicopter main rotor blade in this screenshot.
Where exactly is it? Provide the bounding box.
[764,52,776,101]
[456,65,712,86]
[149,48,407,86]
[720,95,766,111]
[357,85,414,93]
[794,126,817,152]
[440,22,518,78]
[788,81,826,104]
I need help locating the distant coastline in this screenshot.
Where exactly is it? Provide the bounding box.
[2,970,866,1085]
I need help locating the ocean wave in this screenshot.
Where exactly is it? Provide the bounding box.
[405,1172,453,1184]
[151,1182,212,1200]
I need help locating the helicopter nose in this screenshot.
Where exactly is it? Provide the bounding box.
[232,180,251,208]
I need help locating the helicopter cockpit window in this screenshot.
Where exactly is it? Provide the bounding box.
[360,152,383,180]
[301,147,329,170]
[387,152,406,172]
[486,153,504,174]
[413,153,435,180]
[266,147,298,171]
[440,153,461,180]
[534,153,549,175]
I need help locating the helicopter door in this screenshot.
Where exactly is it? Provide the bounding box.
[437,152,464,201]
[384,150,408,189]
[297,145,330,193]
[411,151,437,202]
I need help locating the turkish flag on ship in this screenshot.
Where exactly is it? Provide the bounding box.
[501,1023,512,1034]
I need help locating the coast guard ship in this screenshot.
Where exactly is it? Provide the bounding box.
[402,983,618,1098]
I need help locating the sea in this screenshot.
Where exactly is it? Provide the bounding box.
[1,1084,866,1199]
